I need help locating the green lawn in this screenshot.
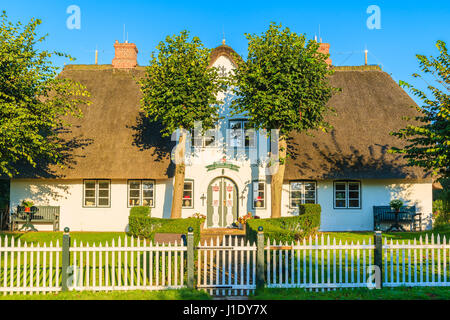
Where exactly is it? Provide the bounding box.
[0,288,211,300]
[250,286,450,300]
[0,231,137,246]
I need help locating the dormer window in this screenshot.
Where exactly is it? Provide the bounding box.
[229,120,255,148]
[191,127,218,148]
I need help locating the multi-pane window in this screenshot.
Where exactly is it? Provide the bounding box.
[290,181,317,208]
[191,127,217,148]
[84,180,110,207]
[229,120,255,148]
[253,181,266,208]
[334,181,361,209]
[128,180,155,207]
[182,181,194,208]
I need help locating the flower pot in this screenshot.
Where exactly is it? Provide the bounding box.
[24,207,31,213]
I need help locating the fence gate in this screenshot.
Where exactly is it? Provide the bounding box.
[196,235,256,296]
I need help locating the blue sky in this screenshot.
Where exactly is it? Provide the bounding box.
[2,0,449,102]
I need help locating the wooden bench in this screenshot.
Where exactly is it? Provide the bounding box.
[373,205,422,231]
[10,206,60,231]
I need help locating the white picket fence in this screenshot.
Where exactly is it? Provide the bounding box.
[383,235,450,287]
[266,235,375,290]
[0,237,62,294]
[266,234,450,290]
[0,236,187,295]
[1,233,450,295]
[196,235,257,296]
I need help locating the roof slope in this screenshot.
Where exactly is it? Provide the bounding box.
[10,62,429,181]
[13,65,174,179]
[285,68,430,181]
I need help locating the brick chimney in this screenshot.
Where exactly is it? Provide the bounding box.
[317,43,332,66]
[112,40,138,69]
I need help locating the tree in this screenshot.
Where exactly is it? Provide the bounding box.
[391,40,449,179]
[140,31,226,219]
[231,23,338,218]
[0,12,90,177]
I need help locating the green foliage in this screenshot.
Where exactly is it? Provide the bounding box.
[128,216,203,245]
[140,30,227,136]
[0,12,90,177]
[298,203,321,215]
[389,199,404,212]
[390,40,450,178]
[246,209,321,243]
[231,22,338,142]
[21,199,34,208]
[0,180,9,209]
[129,206,151,217]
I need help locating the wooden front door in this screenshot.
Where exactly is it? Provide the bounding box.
[207,177,238,228]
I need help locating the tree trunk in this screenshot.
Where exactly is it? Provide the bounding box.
[271,137,287,218]
[170,130,187,219]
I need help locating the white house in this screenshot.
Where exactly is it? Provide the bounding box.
[6,40,432,232]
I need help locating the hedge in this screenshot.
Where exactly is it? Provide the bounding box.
[246,204,321,243]
[129,206,151,217]
[128,216,203,245]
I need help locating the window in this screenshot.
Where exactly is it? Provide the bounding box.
[128,180,155,207]
[334,181,361,209]
[229,120,255,148]
[182,181,194,208]
[253,181,266,208]
[191,127,217,148]
[289,181,317,208]
[83,180,110,208]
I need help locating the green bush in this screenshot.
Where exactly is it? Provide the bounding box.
[128,216,203,245]
[433,199,450,230]
[246,205,321,244]
[129,206,151,217]
[298,204,321,215]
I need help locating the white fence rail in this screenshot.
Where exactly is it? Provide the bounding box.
[0,236,186,295]
[0,237,62,294]
[1,232,450,295]
[383,235,450,287]
[265,235,375,290]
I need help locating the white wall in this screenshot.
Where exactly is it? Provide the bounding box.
[10,179,172,232]
[280,179,432,231]
[10,178,432,232]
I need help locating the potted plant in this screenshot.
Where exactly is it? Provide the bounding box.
[191,212,206,230]
[390,199,404,213]
[21,200,34,213]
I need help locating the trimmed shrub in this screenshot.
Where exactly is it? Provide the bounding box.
[298,204,321,215]
[129,206,151,217]
[246,205,321,244]
[128,216,203,245]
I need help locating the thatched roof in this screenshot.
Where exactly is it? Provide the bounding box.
[9,46,429,181]
[285,66,430,181]
[11,65,174,179]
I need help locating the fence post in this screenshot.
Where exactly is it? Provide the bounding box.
[374,230,383,289]
[256,226,265,290]
[187,227,194,289]
[61,227,71,292]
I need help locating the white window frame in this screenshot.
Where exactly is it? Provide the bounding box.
[229,119,256,148]
[333,181,361,209]
[252,180,266,209]
[289,181,317,208]
[191,126,218,148]
[127,180,155,208]
[182,180,194,208]
[83,179,111,208]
